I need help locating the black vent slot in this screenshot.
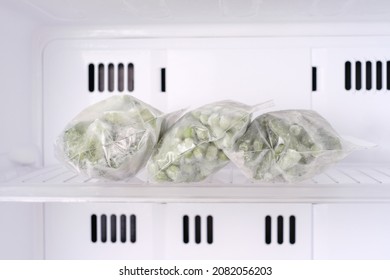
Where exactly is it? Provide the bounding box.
[277,216,284,244]
[183,215,213,244]
[88,63,134,93]
[345,61,352,90]
[101,214,107,243]
[312,67,317,91]
[207,216,213,244]
[118,63,125,92]
[111,215,117,243]
[128,63,134,92]
[183,215,189,244]
[366,61,372,90]
[91,214,97,243]
[289,216,296,244]
[345,60,389,91]
[265,215,271,244]
[98,64,105,92]
[120,215,126,243]
[108,63,115,92]
[161,68,166,92]
[130,214,136,243]
[376,61,382,90]
[387,61,390,90]
[265,215,296,245]
[355,61,362,90]
[88,64,95,92]
[91,214,136,243]
[195,215,201,244]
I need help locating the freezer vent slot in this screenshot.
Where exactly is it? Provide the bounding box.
[312,67,317,91]
[161,68,166,92]
[91,214,136,243]
[88,63,134,93]
[183,215,213,244]
[265,215,296,245]
[345,61,390,91]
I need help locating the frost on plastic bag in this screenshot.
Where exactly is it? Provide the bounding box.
[55,95,163,180]
[147,101,254,183]
[229,110,353,183]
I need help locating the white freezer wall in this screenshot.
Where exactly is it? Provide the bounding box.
[44,202,312,260]
[313,203,390,259]
[45,202,390,260]
[0,203,44,259]
[0,202,386,259]
[0,4,42,172]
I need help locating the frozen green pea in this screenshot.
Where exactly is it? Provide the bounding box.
[182,127,194,138]
[177,141,189,154]
[289,124,302,136]
[155,170,170,182]
[181,164,194,175]
[216,132,233,150]
[193,146,204,160]
[199,114,209,125]
[195,127,209,141]
[239,142,249,152]
[253,140,263,151]
[274,143,285,155]
[184,150,193,159]
[254,151,273,180]
[192,110,201,119]
[102,112,127,125]
[300,133,315,147]
[208,113,220,127]
[277,149,302,170]
[206,145,218,161]
[219,115,232,130]
[212,126,225,139]
[184,138,194,149]
[139,108,155,123]
[166,165,180,181]
[218,151,229,161]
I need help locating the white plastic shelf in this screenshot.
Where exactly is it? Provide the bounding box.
[1,164,390,203]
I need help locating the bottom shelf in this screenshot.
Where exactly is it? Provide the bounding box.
[1,163,390,202]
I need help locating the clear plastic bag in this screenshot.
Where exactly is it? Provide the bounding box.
[55,95,163,180]
[147,100,255,183]
[228,110,355,183]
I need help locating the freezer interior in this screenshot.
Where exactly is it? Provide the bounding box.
[1,0,390,259]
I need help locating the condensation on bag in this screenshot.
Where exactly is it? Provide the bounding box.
[228,110,357,183]
[55,95,163,180]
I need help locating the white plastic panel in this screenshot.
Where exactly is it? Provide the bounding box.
[45,202,162,259]
[313,203,390,259]
[164,203,312,259]
[0,5,41,169]
[0,202,43,259]
[167,48,311,111]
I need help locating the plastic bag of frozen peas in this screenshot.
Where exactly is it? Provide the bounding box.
[55,95,163,180]
[227,110,354,183]
[147,101,254,183]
